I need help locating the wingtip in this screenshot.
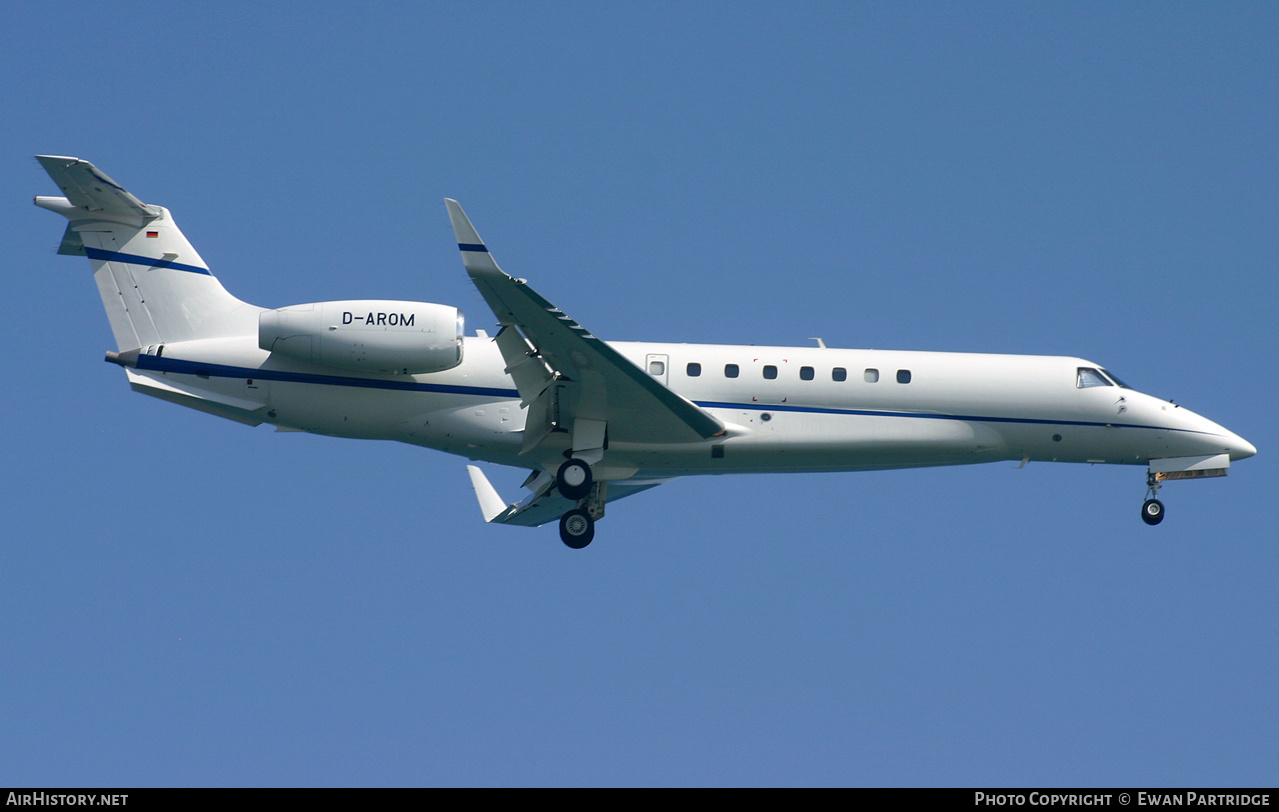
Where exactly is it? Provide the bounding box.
[35,155,81,172]
[446,200,505,277]
[445,199,482,245]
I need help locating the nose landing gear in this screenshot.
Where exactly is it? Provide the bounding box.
[1141,472,1165,526]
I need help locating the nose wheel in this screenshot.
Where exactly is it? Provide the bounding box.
[1141,472,1165,526]
[1141,498,1165,525]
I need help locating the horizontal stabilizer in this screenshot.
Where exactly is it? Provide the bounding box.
[35,155,157,225]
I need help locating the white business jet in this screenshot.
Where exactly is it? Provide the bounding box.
[35,155,1256,548]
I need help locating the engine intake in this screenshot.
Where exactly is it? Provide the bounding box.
[259,300,463,374]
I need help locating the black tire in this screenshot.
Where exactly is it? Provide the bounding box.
[556,458,593,501]
[1141,498,1165,526]
[559,509,594,549]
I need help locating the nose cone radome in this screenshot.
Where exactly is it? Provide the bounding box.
[1167,400,1257,462]
[1199,414,1256,461]
[1227,432,1257,461]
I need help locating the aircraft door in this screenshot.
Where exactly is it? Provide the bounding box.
[645,353,670,387]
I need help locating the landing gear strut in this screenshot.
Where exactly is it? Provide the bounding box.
[1142,472,1165,526]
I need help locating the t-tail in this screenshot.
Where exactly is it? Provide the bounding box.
[34,155,259,351]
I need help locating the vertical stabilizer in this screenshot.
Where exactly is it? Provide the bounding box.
[35,156,259,350]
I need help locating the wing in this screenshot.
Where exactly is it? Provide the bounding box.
[468,465,670,527]
[445,200,724,448]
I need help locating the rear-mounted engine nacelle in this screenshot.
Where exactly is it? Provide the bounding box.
[259,300,463,374]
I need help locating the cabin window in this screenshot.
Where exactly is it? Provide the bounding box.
[800,366,814,381]
[1077,367,1111,389]
[832,367,847,382]
[649,360,665,376]
[725,363,739,378]
[763,365,778,380]
[897,369,911,384]
[864,368,879,383]
[687,362,701,377]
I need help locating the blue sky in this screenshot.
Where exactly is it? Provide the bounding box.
[2,1,1276,786]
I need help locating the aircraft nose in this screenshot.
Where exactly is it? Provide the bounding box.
[1176,403,1256,461]
[1227,432,1257,461]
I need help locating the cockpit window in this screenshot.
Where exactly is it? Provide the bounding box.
[1077,367,1112,389]
[1100,368,1131,389]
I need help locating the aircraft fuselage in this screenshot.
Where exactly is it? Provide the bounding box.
[119,333,1253,479]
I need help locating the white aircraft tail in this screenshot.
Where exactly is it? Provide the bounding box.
[34,155,259,350]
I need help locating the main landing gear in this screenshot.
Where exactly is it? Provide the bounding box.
[556,458,593,500]
[559,508,594,549]
[1141,472,1165,526]
[556,457,602,549]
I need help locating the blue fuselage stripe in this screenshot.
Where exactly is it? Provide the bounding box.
[84,247,211,275]
[691,400,1184,432]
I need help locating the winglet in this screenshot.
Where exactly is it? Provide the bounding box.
[445,199,502,276]
[467,465,512,523]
